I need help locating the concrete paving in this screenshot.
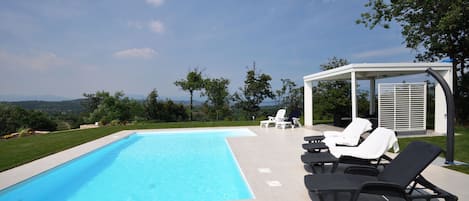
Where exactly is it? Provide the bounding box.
[230,126,469,201]
[0,126,468,201]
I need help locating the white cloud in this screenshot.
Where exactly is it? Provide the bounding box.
[352,47,410,59]
[0,49,65,71]
[113,48,158,59]
[146,0,164,7]
[149,20,165,33]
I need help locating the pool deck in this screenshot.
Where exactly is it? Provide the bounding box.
[0,126,468,200]
[229,126,469,201]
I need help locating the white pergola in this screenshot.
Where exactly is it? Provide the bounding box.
[303,62,453,134]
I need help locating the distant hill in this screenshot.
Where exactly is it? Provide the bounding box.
[1,99,85,114]
[1,98,205,115]
[0,94,75,102]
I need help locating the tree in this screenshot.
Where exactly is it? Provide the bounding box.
[174,68,205,121]
[312,57,370,126]
[82,92,105,113]
[144,89,160,120]
[0,104,57,136]
[159,99,188,122]
[356,0,469,122]
[314,57,351,124]
[275,78,303,113]
[202,78,231,120]
[84,91,142,125]
[232,62,275,119]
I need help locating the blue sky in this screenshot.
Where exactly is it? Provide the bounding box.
[0,0,419,100]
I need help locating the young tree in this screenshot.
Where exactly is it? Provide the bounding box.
[174,68,205,121]
[314,57,352,125]
[144,89,160,120]
[275,78,303,113]
[202,78,231,120]
[356,0,469,122]
[232,62,275,119]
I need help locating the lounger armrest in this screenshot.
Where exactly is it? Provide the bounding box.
[354,181,408,201]
[344,166,379,176]
[268,116,275,121]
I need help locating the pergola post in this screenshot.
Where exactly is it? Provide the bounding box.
[426,68,454,164]
[433,69,453,134]
[351,71,357,120]
[369,78,376,115]
[304,80,313,127]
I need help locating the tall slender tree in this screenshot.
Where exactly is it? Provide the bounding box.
[144,89,160,120]
[232,62,275,119]
[174,68,205,121]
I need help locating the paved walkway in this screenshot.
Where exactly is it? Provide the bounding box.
[0,126,467,201]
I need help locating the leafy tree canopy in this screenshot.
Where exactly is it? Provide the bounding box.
[233,62,275,118]
[84,91,143,125]
[201,77,231,120]
[144,89,160,120]
[357,0,468,63]
[174,68,205,120]
[276,78,303,115]
[357,0,469,123]
[315,57,352,116]
[0,103,57,136]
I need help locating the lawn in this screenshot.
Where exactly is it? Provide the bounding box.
[0,121,258,172]
[398,127,469,174]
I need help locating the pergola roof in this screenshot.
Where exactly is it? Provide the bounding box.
[303,62,452,82]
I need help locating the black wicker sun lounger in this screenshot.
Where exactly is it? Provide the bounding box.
[304,141,458,201]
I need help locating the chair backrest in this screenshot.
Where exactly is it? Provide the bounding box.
[353,127,397,159]
[275,109,286,121]
[378,141,442,187]
[341,117,373,146]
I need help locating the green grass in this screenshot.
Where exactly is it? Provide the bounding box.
[398,127,469,174]
[0,121,258,172]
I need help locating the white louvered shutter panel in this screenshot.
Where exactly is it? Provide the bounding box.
[378,83,426,132]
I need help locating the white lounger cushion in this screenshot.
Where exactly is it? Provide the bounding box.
[329,127,399,159]
[323,117,373,146]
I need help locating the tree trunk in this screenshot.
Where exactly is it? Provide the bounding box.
[189,91,193,121]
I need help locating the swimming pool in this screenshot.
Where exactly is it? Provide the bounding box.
[0,129,255,201]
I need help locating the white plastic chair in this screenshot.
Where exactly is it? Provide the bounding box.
[259,109,286,128]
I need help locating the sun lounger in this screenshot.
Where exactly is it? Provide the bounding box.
[259,109,286,128]
[328,127,399,159]
[304,141,458,201]
[302,127,398,172]
[303,117,372,146]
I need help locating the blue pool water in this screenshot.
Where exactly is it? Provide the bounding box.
[0,129,254,201]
